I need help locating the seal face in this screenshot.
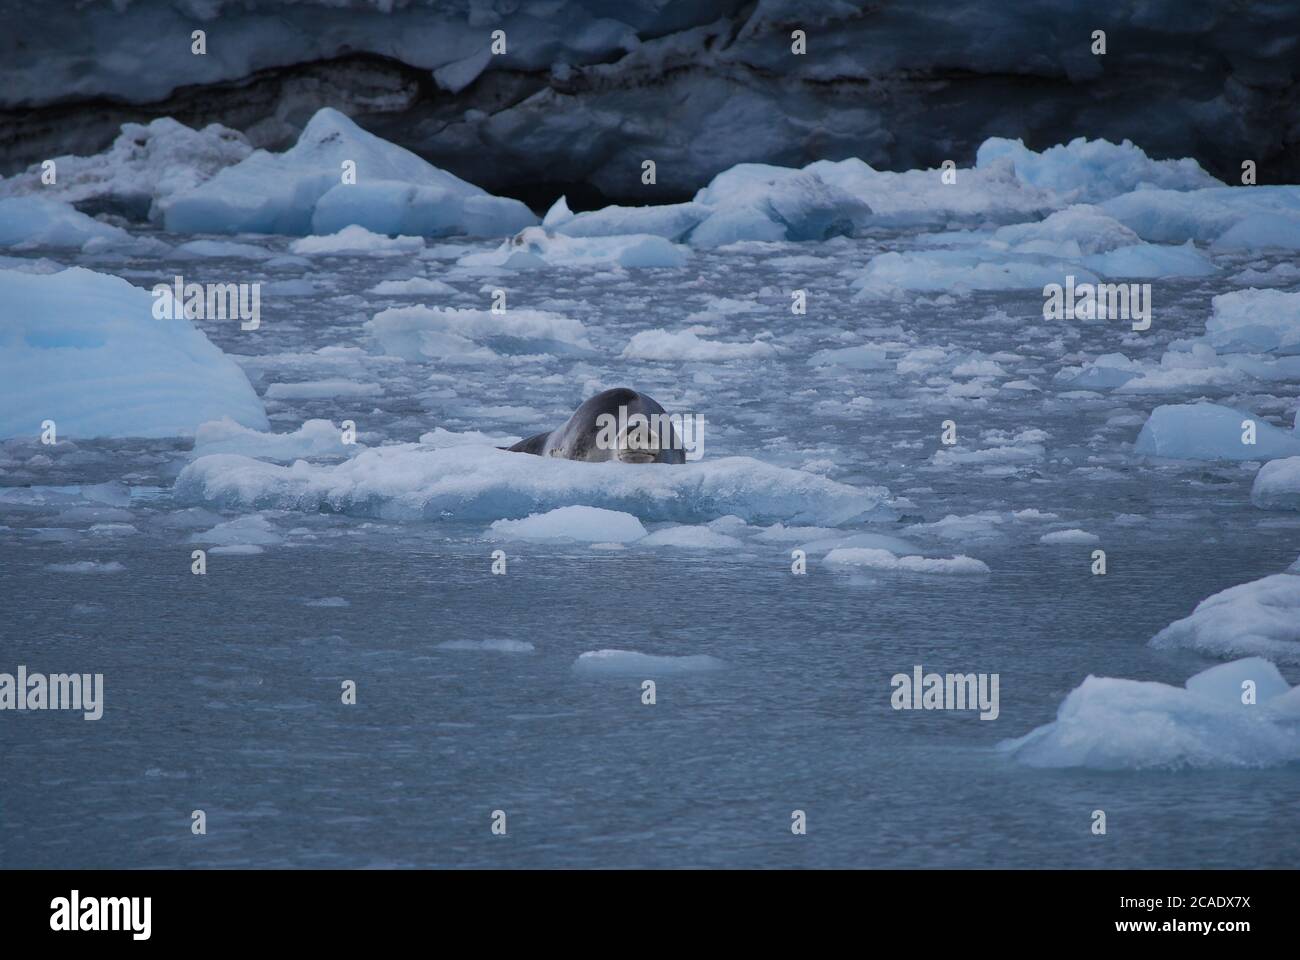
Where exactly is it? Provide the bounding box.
[505,388,687,464]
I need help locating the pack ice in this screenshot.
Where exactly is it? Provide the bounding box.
[163,108,537,237]
[0,267,267,439]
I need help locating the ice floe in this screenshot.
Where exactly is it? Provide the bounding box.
[823,547,989,574]
[365,305,592,361]
[638,525,744,550]
[175,444,889,525]
[438,639,535,653]
[621,328,776,362]
[457,227,689,269]
[289,225,424,256]
[192,418,359,461]
[488,506,647,543]
[573,650,724,676]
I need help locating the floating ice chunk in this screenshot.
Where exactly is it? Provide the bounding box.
[89,523,137,537]
[1082,240,1215,278]
[1152,574,1300,664]
[853,249,1098,297]
[303,596,350,608]
[0,267,267,439]
[488,505,647,543]
[45,560,125,574]
[418,427,522,449]
[752,523,836,543]
[176,445,889,525]
[553,202,709,241]
[438,639,535,653]
[952,357,1008,377]
[1135,403,1300,461]
[1039,529,1099,544]
[823,547,989,574]
[931,443,1044,467]
[289,225,424,256]
[175,239,275,260]
[573,650,724,676]
[689,165,872,247]
[708,515,750,534]
[621,328,776,362]
[906,512,1005,542]
[1252,457,1300,511]
[368,276,457,296]
[798,531,923,555]
[809,345,890,370]
[1112,342,1282,394]
[999,658,1299,769]
[366,304,591,361]
[165,108,537,237]
[0,118,252,222]
[1057,353,1143,390]
[0,197,130,249]
[975,137,1220,205]
[1212,212,1300,250]
[1100,188,1240,243]
[992,205,1139,256]
[0,482,132,508]
[1101,185,1300,244]
[638,525,743,549]
[1204,289,1300,355]
[806,155,1052,227]
[264,380,383,400]
[1012,508,1059,521]
[191,514,282,547]
[312,180,535,238]
[541,195,574,228]
[193,418,359,460]
[459,227,690,269]
[1184,657,1291,703]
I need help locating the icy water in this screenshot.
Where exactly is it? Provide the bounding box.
[2,229,1298,868]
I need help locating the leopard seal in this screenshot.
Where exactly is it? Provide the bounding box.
[505,388,687,464]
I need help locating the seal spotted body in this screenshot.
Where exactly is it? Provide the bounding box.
[506,388,686,464]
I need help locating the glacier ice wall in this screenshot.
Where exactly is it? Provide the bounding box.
[2,0,1298,205]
